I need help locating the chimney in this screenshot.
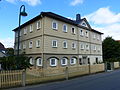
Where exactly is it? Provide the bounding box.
[76,14,81,23]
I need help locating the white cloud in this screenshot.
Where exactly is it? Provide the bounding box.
[6,0,41,6]
[86,7,120,25]
[0,38,14,48]
[70,0,84,6]
[85,7,120,40]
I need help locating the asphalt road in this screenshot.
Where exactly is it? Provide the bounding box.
[7,70,120,90]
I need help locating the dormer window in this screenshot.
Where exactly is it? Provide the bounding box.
[82,23,86,27]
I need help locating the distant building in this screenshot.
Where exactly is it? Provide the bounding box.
[0,42,6,57]
[13,12,103,69]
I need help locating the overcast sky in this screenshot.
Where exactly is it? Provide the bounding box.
[0,0,120,48]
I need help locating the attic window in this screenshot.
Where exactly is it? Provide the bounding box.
[82,23,86,27]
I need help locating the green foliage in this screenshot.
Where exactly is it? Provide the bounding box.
[6,48,14,56]
[0,55,32,70]
[102,37,120,62]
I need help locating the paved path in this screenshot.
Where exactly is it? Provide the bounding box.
[7,70,120,90]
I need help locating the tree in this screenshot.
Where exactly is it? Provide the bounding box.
[102,37,120,62]
[0,55,32,70]
[6,48,14,56]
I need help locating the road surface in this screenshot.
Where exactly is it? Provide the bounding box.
[8,69,120,90]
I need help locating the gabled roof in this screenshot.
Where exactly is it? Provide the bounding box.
[13,12,103,34]
[0,42,5,50]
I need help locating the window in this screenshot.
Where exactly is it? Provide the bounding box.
[82,23,86,27]
[79,58,82,65]
[85,31,89,37]
[37,21,41,30]
[52,21,58,30]
[80,43,84,50]
[93,34,96,39]
[98,46,101,52]
[96,58,98,64]
[29,41,33,49]
[71,27,76,34]
[15,31,18,37]
[30,25,33,32]
[86,44,89,50]
[63,41,67,49]
[29,58,34,65]
[36,40,40,48]
[19,43,21,50]
[23,42,26,49]
[88,58,90,64]
[80,30,84,36]
[36,58,42,66]
[72,42,76,49]
[52,40,57,48]
[93,45,96,51]
[70,58,76,65]
[63,24,67,32]
[50,58,57,66]
[20,30,21,36]
[97,35,100,40]
[61,58,67,66]
[24,28,27,35]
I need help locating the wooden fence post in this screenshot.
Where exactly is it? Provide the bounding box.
[65,67,69,80]
[22,70,26,87]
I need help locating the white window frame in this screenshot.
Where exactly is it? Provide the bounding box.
[80,43,84,50]
[70,58,76,65]
[80,30,84,36]
[23,42,26,49]
[29,58,34,65]
[86,44,89,51]
[93,45,96,51]
[50,58,57,66]
[52,40,57,48]
[93,34,96,39]
[63,24,67,32]
[97,35,100,40]
[63,41,67,49]
[71,27,76,34]
[37,21,41,30]
[52,21,58,30]
[24,28,27,35]
[72,42,76,49]
[61,58,67,66]
[98,46,101,52]
[36,58,42,66]
[29,41,33,49]
[36,40,40,48]
[30,24,33,32]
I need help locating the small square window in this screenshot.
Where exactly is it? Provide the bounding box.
[61,58,67,65]
[50,58,57,66]
[70,58,76,65]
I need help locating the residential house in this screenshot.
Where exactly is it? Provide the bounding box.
[13,12,103,69]
[0,42,6,57]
